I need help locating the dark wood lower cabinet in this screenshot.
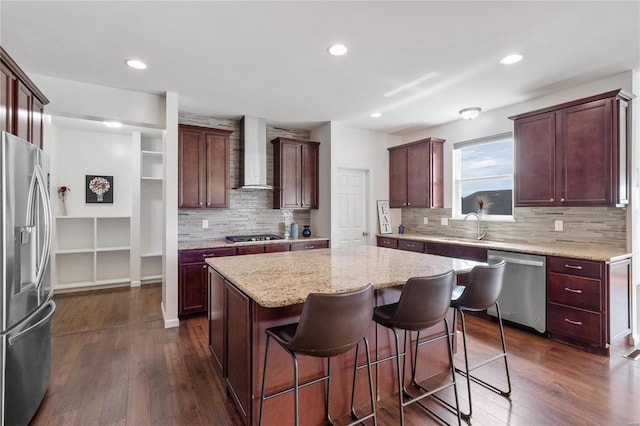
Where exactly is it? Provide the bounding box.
[209,269,226,373]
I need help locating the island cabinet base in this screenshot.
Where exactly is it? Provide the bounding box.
[210,277,457,426]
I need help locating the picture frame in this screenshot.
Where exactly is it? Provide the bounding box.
[86,175,114,204]
[377,200,392,234]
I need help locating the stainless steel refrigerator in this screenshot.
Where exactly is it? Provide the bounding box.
[1,131,56,426]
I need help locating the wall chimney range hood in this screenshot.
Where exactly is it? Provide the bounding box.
[239,116,273,190]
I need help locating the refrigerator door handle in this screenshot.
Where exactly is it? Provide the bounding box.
[8,300,56,346]
[25,164,52,293]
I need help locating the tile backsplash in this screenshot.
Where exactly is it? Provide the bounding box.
[178,112,310,242]
[401,207,627,249]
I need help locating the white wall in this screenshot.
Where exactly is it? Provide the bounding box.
[52,128,132,217]
[328,123,401,245]
[310,122,332,241]
[399,71,635,208]
[32,74,166,128]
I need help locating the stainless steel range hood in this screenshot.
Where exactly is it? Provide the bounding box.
[239,116,273,190]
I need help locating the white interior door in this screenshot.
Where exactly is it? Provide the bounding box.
[335,168,368,248]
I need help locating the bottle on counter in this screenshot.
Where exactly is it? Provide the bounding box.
[291,223,299,239]
[398,224,404,234]
[302,225,311,237]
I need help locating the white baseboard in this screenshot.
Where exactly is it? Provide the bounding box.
[130,280,142,287]
[161,302,179,328]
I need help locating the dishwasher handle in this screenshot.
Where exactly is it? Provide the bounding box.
[488,254,545,267]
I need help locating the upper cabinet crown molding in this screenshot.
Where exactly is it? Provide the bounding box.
[511,89,633,208]
[271,137,319,210]
[178,124,232,209]
[388,137,445,208]
[1,45,49,148]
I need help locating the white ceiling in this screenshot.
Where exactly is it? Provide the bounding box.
[1,1,638,135]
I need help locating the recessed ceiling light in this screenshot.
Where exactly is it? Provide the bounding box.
[370,112,382,118]
[104,121,123,128]
[499,54,523,65]
[328,44,348,56]
[125,59,147,70]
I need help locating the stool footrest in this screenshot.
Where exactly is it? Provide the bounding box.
[262,373,329,401]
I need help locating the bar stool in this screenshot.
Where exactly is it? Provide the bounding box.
[371,270,461,426]
[450,260,511,419]
[258,284,376,426]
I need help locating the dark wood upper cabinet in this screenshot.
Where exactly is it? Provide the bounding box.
[178,124,231,208]
[511,90,633,207]
[1,46,49,148]
[388,137,444,208]
[272,137,320,209]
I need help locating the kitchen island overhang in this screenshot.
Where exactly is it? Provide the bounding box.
[206,246,484,425]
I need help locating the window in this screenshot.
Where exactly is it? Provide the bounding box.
[453,133,513,218]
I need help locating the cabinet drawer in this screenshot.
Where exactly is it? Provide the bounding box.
[265,243,290,253]
[547,257,602,279]
[179,247,236,263]
[377,237,398,249]
[290,240,329,251]
[548,303,603,345]
[398,239,424,253]
[548,273,602,311]
[237,245,265,255]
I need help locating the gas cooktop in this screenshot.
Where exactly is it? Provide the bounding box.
[225,234,283,243]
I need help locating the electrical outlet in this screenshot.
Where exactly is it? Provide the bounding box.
[202,219,209,229]
[423,217,429,225]
[441,218,448,226]
[554,220,563,231]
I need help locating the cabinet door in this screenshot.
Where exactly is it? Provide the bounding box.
[514,112,557,206]
[205,131,230,208]
[1,63,14,135]
[225,283,251,423]
[406,143,429,207]
[178,127,206,208]
[559,99,613,205]
[280,141,302,208]
[179,262,207,316]
[430,140,444,207]
[15,80,31,142]
[301,142,318,208]
[389,147,407,208]
[209,268,226,372]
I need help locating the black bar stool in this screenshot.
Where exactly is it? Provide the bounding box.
[258,284,376,426]
[370,270,461,426]
[450,260,511,419]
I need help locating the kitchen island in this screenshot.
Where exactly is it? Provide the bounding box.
[206,245,483,425]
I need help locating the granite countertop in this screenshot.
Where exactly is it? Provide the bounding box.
[380,232,630,263]
[206,245,483,308]
[179,236,330,251]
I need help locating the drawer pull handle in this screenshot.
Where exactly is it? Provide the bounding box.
[307,245,315,249]
[406,244,415,247]
[564,287,583,294]
[202,254,217,258]
[564,264,583,270]
[564,318,583,326]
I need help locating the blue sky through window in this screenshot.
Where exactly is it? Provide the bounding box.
[460,139,513,197]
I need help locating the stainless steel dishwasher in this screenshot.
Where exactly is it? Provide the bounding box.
[486,250,547,333]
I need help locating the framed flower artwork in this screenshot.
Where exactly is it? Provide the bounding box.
[86,175,113,203]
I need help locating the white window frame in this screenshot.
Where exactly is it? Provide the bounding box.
[452,132,514,221]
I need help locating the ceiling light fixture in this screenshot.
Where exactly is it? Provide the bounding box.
[370,112,382,118]
[499,54,523,65]
[459,107,482,120]
[125,59,147,70]
[104,121,123,128]
[327,44,348,56]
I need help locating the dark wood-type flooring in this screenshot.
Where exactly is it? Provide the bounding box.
[31,284,640,425]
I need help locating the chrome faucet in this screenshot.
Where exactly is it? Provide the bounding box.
[464,212,487,240]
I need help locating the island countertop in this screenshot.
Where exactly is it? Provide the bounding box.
[206,245,483,308]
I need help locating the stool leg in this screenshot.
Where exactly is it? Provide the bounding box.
[293,354,300,426]
[349,340,377,426]
[392,328,405,426]
[349,343,360,419]
[325,357,332,425]
[258,334,271,426]
[458,310,473,419]
[444,317,462,426]
[495,302,513,396]
[363,338,377,426]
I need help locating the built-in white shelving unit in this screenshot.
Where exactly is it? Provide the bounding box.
[138,135,164,283]
[54,216,131,290]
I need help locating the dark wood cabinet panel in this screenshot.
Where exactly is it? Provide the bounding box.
[272,137,319,209]
[179,262,208,317]
[398,239,424,252]
[511,90,631,207]
[225,283,251,423]
[0,46,48,146]
[237,245,265,255]
[209,269,226,373]
[425,242,487,262]
[376,236,398,249]
[388,138,444,208]
[265,243,290,253]
[178,124,231,209]
[289,240,329,251]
